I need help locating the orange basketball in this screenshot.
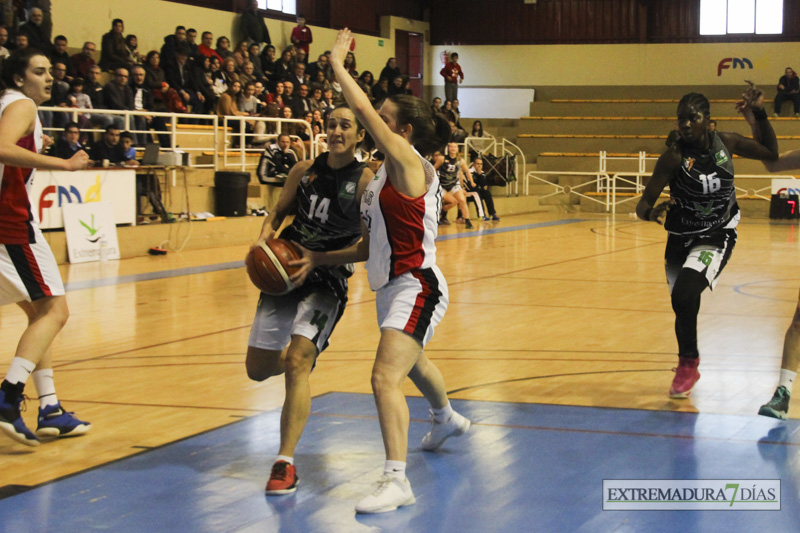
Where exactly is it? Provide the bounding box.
[245,239,303,295]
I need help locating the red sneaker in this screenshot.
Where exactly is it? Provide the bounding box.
[669,356,700,399]
[265,460,299,495]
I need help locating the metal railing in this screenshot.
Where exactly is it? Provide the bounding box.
[221,116,315,171]
[39,106,219,169]
[520,151,799,215]
[464,136,526,196]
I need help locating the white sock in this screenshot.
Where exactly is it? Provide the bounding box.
[779,369,796,392]
[275,455,294,465]
[384,460,406,479]
[32,369,59,408]
[4,357,36,385]
[432,402,454,423]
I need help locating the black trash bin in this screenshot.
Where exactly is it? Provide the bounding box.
[214,171,250,217]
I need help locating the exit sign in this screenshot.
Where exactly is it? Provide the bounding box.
[378,40,384,47]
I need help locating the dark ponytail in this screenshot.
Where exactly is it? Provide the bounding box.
[388,94,451,157]
[0,47,47,94]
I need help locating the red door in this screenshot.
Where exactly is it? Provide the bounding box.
[394,30,423,98]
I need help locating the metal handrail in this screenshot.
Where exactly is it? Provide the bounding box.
[221,116,315,171]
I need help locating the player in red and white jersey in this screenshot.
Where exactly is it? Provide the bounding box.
[290,29,471,514]
[361,145,441,291]
[0,48,90,448]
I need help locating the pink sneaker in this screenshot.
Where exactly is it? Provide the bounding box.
[669,356,700,399]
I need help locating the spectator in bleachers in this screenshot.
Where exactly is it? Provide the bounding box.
[253,80,266,102]
[103,66,134,125]
[248,43,266,81]
[260,44,276,85]
[774,67,800,117]
[27,0,52,42]
[240,60,256,88]
[120,131,136,160]
[15,33,27,50]
[0,25,10,58]
[379,57,400,85]
[452,98,463,127]
[216,36,232,60]
[199,31,221,62]
[239,0,271,47]
[50,61,69,104]
[191,55,217,113]
[305,54,328,84]
[274,47,293,82]
[708,119,717,132]
[430,96,441,115]
[67,78,93,132]
[449,120,466,143]
[371,77,388,103]
[290,83,312,118]
[100,18,130,71]
[357,70,374,102]
[161,26,187,70]
[19,7,51,53]
[309,86,323,111]
[295,48,308,67]
[90,125,137,166]
[310,69,330,93]
[282,80,295,109]
[125,35,142,65]
[343,51,356,75]
[320,87,333,111]
[238,81,260,117]
[49,122,84,159]
[287,62,305,88]
[83,65,122,129]
[469,120,494,155]
[440,99,456,122]
[290,15,312,56]
[143,51,170,111]
[266,80,285,107]
[232,40,250,69]
[70,41,96,79]
[388,74,405,97]
[469,156,499,221]
[186,28,198,59]
[130,64,171,147]
[440,52,464,102]
[220,56,239,88]
[165,45,202,114]
[256,132,298,185]
[50,35,72,78]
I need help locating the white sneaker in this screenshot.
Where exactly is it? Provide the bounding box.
[421,410,471,451]
[355,475,416,514]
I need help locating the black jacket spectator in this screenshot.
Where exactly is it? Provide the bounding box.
[20,18,52,53]
[90,139,128,165]
[50,137,84,160]
[100,25,129,71]
[104,74,135,111]
[239,2,271,46]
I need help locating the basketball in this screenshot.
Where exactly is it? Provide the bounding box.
[245,239,303,295]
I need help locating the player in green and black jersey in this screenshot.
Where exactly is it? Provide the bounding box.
[636,92,778,399]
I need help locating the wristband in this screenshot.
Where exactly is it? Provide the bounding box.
[644,207,654,221]
[752,107,768,121]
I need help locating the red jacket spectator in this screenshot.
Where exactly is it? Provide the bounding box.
[440,60,464,84]
[290,16,312,55]
[71,42,97,79]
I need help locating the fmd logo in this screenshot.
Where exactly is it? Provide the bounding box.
[718,57,753,77]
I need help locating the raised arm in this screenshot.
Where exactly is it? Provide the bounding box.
[636,147,680,223]
[330,29,425,197]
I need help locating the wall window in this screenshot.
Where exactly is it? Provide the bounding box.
[700,0,783,35]
[258,0,296,16]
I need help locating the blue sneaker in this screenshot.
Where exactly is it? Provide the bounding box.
[482,216,491,221]
[36,402,91,438]
[491,215,500,221]
[0,384,40,447]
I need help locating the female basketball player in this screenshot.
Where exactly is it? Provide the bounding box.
[436,141,474,228]
[290,29,471,514]
[246,105,373,495]
[738,84,800,419]
[0,48,90,446]
[635,91,778,399]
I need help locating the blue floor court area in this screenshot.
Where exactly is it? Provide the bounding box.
[1,393,799,532]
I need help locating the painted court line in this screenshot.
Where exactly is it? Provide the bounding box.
[64,219,589,291]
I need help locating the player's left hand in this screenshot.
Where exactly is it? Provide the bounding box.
[288,243,317,286]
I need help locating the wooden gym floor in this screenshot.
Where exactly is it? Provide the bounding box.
[1,212,799,531]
